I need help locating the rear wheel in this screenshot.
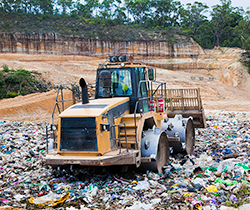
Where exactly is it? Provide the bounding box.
[185,119,195,154]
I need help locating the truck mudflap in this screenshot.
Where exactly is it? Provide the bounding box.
[46,149,141,167]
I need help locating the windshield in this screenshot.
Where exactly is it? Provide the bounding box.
[99,69,132,97]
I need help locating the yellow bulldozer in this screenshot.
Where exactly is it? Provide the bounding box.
[46,55,206,174]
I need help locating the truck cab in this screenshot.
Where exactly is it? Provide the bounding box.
[95,55,156,114]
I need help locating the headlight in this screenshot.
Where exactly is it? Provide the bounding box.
[51,124,57,131]
[101,124,110,131]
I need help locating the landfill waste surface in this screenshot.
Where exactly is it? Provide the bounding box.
[0,111,250,209]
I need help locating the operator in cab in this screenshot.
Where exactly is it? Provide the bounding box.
[112,72,131,95]
[119,75,128,94]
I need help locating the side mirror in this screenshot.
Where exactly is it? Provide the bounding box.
[148,68,154,80]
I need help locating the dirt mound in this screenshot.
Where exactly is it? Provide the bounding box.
[0,90,57,123]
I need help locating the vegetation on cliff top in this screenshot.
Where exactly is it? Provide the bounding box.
[0,0,250,50]
[0,65,53,99]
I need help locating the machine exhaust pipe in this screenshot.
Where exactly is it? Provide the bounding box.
[79,78,89,104]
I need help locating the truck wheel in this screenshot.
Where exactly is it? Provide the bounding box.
[156,133,169,174]
[185,119,195,154]
[140,132,169,174]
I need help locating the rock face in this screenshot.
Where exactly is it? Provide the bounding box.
[0,33,249,91]
[144,47,249,90]
[0,32,203,57]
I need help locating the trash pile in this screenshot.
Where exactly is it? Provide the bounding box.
[0,111,250,210]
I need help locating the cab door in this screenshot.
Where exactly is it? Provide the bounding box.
[135,67,149,113]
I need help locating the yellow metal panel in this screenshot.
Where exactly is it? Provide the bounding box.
[57,118,61,152]
[96,115,111,154]
[55,98,130,156]
[157,111,168,121]
[59,97,129,118]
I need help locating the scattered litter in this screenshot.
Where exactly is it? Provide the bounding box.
[0,111,250,209]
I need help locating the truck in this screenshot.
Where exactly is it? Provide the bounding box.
[46,55,206,174]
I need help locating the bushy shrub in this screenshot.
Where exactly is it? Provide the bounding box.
[2,64,9,72]
[6,92,18,98]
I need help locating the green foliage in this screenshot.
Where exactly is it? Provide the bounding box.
[0,66,51,99]
[2,64,9,72]
[241,52,250,74]
[0,72,6,99]
[0,0,249,51]
[244,60,250,74]
[7,74,19,84]
[6,92,19,98]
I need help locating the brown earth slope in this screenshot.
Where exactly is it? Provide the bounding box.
[0,47,250,123]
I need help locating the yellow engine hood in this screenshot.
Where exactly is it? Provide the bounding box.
[59,97,130,118]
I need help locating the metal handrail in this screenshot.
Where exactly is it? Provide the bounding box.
[111,123,128,154]
[52,102,61,125]
[134,100,139,148]
[132,79,167,148]
[134,80,151,148]
[133,98,146,149]
[51,83,81,125]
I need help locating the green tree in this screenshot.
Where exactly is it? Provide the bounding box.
[57,0,73,15]
[210,0,243,47]
[0,72,6,99]
[182,1,209,34]
[124,0,151,25]
[1,0,22,12]
[21,0,34,13]
[236,10,250,50]
[8,68,33,94]
[170,1,183,26]
[98,0,115,20]
[113,0,126,24]
[0,0,11,12]
[12,0,22,13]
[73,0,98,18]
[41,0,54,14]
[151,0,173,27]
[194,20,214,48]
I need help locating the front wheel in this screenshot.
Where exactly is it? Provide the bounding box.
[140,132,169,174]
[156,133,169,174]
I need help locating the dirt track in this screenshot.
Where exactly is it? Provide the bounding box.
[0,52,250,123]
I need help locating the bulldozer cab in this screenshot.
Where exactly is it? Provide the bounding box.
[95,55,153,114]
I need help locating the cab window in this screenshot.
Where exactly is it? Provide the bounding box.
[110,70,132,96]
